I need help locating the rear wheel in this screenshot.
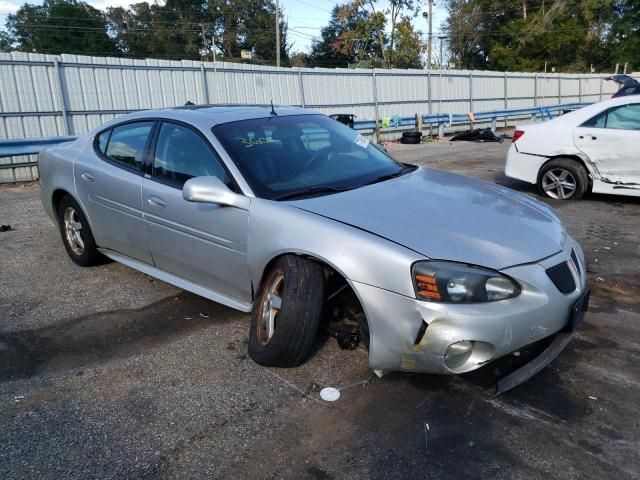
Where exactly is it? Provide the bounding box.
[57,195,102,266]
[538,158,589,200]
[248,255,324,367]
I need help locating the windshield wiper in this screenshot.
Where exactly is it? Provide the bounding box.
[363,165,417,186]
[274,185,352,201]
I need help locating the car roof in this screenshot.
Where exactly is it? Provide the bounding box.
[114,105,316,130]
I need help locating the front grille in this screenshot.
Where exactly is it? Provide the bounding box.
[546,262,576,293]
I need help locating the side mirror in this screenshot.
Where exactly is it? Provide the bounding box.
[182,176,250,210]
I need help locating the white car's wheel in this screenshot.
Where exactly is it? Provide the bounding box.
[538,158,589,200]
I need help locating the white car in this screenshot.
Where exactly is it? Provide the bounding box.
[505,96,640,200]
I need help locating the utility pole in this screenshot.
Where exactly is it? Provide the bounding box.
[427,0,433,69]
[275,0,281,68]
[200,24,208,61]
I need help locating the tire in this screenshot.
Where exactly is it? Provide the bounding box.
[400,135,421,144]
[538,158,589,200]
[402,131,422,139]
[57,195,103,266]
[248,255,325,367]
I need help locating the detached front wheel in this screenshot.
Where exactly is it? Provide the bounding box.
[248,255,325,367]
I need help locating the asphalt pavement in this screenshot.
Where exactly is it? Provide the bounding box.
[1,139,639,479]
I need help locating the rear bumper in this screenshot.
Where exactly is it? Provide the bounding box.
[354,236,587,376]
[505,145,548,185]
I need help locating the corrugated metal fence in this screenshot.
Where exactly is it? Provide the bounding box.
[0,51,620,183]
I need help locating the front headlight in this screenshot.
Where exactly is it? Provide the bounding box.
[412,261,520,303]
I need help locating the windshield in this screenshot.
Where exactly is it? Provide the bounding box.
[212,114,408,200]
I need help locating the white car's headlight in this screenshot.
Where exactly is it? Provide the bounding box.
[412,261,520,303]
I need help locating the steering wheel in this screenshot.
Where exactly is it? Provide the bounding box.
[303,146,335,171]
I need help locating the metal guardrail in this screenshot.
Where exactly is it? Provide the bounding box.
[0,136,77,158]
[353,102,591,134]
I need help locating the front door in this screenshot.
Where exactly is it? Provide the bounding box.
[142,120,251,303]
[573,102,640,185]
[75,120,155,263]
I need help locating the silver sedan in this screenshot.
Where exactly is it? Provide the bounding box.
[38,106,589,391]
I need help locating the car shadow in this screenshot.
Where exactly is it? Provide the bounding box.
[0,292,243,380]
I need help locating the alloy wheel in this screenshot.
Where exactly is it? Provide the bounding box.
[63,206,85,255]
[257,271,284,345]
[541,168,577,199]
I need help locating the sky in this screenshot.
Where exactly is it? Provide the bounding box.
[1,0,448,54]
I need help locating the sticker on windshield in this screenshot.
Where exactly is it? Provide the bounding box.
[354,134,369,149]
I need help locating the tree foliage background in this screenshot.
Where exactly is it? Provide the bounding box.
[445,0,639,72]
[0,0,638,71]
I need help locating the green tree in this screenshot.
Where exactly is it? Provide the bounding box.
[107,3,163,58]
[6,0,118,55]
[0,31,13,52]
[209,0,289,64]
[391,17,423,69]
[310,2,386,68]
[444,0,615,72]
[606,0,640,71]
[383,0,419,67]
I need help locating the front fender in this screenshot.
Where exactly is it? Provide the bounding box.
[247,198,423,299]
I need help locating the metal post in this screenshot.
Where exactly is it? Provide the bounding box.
[201,24,208,62]
[558,75,562,105]
[578,76,582,103]
[298,70,305,107]
[371,69,380,143]
[53,59,71,135]
[504,72,508,128]
[599,75,604,101]
[469,71,473,113]
[427,0,433,68]
[200,65,210,104]
[427,71,432,136]
[533,74,538,107]
[275,0,281,68]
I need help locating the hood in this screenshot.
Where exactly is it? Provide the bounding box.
[289,168,565,270]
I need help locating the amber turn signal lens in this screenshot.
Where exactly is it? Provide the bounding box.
[415,274,442,300]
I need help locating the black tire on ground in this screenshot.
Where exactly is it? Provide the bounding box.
[248,255,325,367]
[400,135,421,144]
[57,195,103,266]
[402,131,422,139]
[537,158,589,201]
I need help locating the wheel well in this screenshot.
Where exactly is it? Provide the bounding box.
[538,155,593,187]
[52,189,71,219]
[258,253,369,349]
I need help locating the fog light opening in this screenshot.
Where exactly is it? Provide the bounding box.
[444,340,473,369]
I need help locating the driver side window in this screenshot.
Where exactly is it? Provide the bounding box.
[153,122,233,189]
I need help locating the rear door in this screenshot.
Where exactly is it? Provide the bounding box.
[75,120,155,263]
[572,103,640,185]
[141,120,251,302]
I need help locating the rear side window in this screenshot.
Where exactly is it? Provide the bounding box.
[103,121,154,170]
[153,122,233,188]
[606,104,640,130]
[582,104,640,130]
[97,130,111,154]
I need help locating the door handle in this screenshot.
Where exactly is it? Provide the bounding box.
[147,195,167,208]
[578,134,597,140]
[81,172,95,182]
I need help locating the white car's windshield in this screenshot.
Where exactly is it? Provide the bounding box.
[212,114,412,200]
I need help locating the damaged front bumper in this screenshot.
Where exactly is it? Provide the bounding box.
[353,237,587,386]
